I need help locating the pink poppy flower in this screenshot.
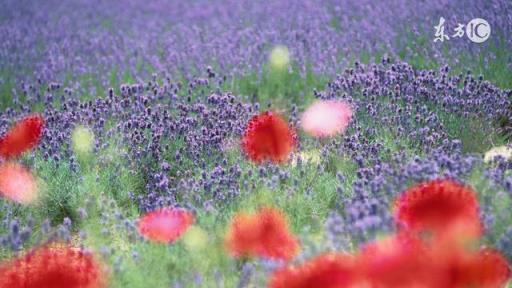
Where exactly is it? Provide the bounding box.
[301,100,352,138]
[0,162,38,204]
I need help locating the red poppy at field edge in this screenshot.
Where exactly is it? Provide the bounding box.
[269,253,360,288]
[394,179,481,239]
[438,247,511,288]
[225,206,299,261]
[0,162,38,204]
[241,111,296,164]
[357,232,445,288]
[0,245,107,288]
[0,114,44,159]
[137,207,194,243]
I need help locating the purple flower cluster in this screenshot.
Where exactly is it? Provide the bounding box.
[1,0,511,91]
[0,216,32,252]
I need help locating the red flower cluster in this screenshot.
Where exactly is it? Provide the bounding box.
[394,179,482,241]
[457,247,511,287]
[357,232,440,287]
[269,253,359,288]
[0,245,107,288]
[137,207,194,243]
[241,111,296,164]
[268,179,511,288]
[358,233,511,288]
[0,114,44,159]
[225,207,299,261]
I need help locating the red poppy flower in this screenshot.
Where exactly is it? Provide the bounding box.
[0,245,107,288]
[0,114,44,159]
[358,232,444,288]
[241,111,296,164]
[439,247,511,288]
[137,207,194,243]
[269,253,360,288]
[0,162,38,204]
[225,207,299,261]
[394,179,481,239]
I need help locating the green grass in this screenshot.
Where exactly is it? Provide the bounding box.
[227,62,330,108]
[0,69,15,109]
[440,113,508,154]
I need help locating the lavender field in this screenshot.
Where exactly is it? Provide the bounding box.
[0,0,512,287]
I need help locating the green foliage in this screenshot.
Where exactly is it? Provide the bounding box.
[439,112,507,154]
[33,158,82,225]
[0,69,15,109]
[228,63,329,109]
[466,167,512,245]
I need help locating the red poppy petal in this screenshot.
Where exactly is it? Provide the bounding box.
[225,212,262,257]
[450,247,511,288]
[0,114,44,159]
[0,245,107,288]
[269,253,359,288]
[394,179,481,238]
[242,111,296,164]
[358,232,444,288]
[137,207,194,243]
[225,207,299,261]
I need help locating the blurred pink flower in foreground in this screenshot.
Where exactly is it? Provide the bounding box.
[301,100,353,138]
[0,162,38,204]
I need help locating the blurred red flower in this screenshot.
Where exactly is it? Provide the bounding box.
[0,114,44,159]
[137,207,194,243]
[241,111,296,164]
[301,100,353,138]
[269,253,360,288]
[0,245,107,288]
[225,206,299,261]
[358,234,511,288]
[394,179,481,240]
[358,232,444,288]
[446,247,511,288]
[0,162,38,204]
